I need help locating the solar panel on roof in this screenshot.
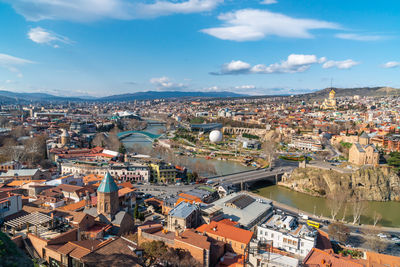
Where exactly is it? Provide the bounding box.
[225,194,255,209]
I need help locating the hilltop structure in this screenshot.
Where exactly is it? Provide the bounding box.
[320,89,337,110]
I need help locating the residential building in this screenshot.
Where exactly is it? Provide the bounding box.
[167,201,199,232]
[0,192,22,220]
[257,214,317,258]
[196,220,253,255]
[149,162,177,183]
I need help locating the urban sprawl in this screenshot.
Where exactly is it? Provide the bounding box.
[1,89,400,267]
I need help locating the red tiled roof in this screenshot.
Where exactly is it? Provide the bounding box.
[196,221,253,245]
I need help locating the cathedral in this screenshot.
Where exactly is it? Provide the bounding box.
[320,89,337,110]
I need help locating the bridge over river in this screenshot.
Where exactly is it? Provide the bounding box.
[117,131,164,140]
[208,166,295,187]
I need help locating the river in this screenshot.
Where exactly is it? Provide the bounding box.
[252,181,400,228]
[121,123,254,176]
[122,122,400,227]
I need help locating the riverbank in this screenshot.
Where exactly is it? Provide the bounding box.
[251,182,400,228]
[248,190,400,233]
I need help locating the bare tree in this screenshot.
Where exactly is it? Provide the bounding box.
[364,229,388,253]
[351,198,367,225]
[328,190,347,221]
[262,141,277,166]
[373,211,382,227]
[328,222,350,244]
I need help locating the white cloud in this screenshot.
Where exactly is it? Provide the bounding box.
[235,85,255,89]
[322,59,359,69]
[261,0,277,4]
[335,33,384,41]
[201,9,339,41]
[150,76,187,90]
[0,53,34,76]
[4,0,222,22]
[213,54,325,75]
[382,61,400,68]
[220,60,252,74]
[28,27,72,46]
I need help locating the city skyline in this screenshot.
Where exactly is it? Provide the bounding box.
[0,0,400,97]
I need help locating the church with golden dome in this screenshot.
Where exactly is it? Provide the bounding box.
[320,89,337,110]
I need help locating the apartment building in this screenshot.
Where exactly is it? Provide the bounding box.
[257,214,317,258]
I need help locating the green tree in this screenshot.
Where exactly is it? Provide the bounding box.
[118,143,127,154]
[133,203,139,220]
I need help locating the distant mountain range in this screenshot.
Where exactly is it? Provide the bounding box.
[97,90,246,101]
[0,90,245,103]
[0,87,399,104]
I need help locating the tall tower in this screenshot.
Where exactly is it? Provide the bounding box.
[97,172,119,218]
[61,129,70,146]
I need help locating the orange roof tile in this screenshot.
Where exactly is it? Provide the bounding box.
[59,200,86,211]
[303,248,364,267]
[196,221,253,245]
[365,251,400,266]
[118,187,135,197]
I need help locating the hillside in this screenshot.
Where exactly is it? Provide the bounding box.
[97,90,246,101]
[280,166,400,201]
[304,87,400,100]
[0,90,245,103]
[0,91,84,103]
[0,232,33,267]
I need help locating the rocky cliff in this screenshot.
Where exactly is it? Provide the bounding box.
[280,166,400,201]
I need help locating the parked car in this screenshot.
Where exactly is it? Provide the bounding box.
[377,233,388,238]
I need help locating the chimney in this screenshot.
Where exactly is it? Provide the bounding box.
[175,229,179,237]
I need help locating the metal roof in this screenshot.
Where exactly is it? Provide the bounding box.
[97,172,119,193]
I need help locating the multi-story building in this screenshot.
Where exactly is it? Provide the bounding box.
[149,162,177,184]
[61,161,150,182]
[196,220,253,255]
[289,136,323,151]
[0,192,22,220]
[167,201,199,232]
[257,214,317,258]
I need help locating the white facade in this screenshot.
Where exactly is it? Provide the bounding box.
[45,200,65,209]
[61,162,150,182]
[0,194,22,219]
[45,175,83,187]
[257,215,316,258]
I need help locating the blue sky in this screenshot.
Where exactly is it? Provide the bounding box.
[0,0,399,97]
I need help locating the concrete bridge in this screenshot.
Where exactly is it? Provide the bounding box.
[117,131,164,140]
[210,167,294,187]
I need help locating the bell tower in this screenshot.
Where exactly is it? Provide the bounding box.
[97,172,119,218]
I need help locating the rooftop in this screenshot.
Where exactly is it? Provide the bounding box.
[97,172,119,193]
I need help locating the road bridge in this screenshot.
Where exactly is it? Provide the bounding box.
[117,131,164,140]
[209,167,295,187]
